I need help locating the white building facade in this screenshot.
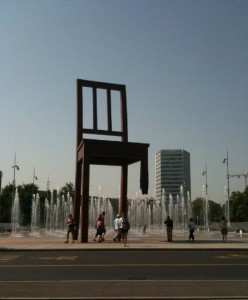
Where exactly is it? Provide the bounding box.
[155,149,191,202]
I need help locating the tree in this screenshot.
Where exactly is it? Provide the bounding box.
[59,182,74,198]
[0,183,39,226]
[191,197,204,225]
[191,197,223,225]
[229,187,248,222]
[208,200,223,223]
[0,184,14,223]
[18,183,38,226]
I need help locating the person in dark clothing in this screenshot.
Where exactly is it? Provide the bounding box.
[164,216,173,242]
[100,211,106,241]
[64,214,75,243]
[220,215,228,242]
[188,218,196,241]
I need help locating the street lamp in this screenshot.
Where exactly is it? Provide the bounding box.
[202,164,208,230]
[32,167,38,195]
[0,170,2,194]
[33,167,38,184]
[202,164,208,197]
[12,153,20,191]
[223,150,230,226]
[12,153,20,206]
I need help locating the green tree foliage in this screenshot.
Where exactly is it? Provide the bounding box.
[191,197,223,225]
[191,197,204,225]
[18,183,38,226]
[0,184,14,222]
[59,182,74,198]
[208,200,223,223]
[229,187,248,222]
[37,190,47,227]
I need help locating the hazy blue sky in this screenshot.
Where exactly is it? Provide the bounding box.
[1,0,248,203]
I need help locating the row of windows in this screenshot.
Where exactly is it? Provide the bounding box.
[161,172,184,176]
[161,165,183,168]
[156,150,190,156]
[156,175,191,181]
[159,173,186,178]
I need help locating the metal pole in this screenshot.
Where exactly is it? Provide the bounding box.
[32,167,38,195]
[226,151,230,226]
[202,165,208,229]
[223,151,230,226]
[12,153,20,199]
[0,170,2,194]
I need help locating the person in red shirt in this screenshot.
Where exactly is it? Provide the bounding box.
[93,212,106,242]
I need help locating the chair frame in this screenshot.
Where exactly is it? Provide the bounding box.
[74,79,149,242]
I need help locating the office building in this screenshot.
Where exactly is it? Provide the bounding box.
[155,149,191,201]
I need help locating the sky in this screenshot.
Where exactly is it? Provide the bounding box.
[1,0,248,203]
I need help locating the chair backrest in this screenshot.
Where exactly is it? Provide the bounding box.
[76,79,128,147]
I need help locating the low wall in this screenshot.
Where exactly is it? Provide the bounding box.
[0,223,12,232]
[209,222,248,232]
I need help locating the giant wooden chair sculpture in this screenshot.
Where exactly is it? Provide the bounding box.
[74,79,149,242]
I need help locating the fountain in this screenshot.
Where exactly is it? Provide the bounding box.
[180,185,185,230]
[9,189,113,238]
[30,193,40,235]
[11,189,20,235]
[43,192,74,236]
[187,191,192,219]
[161,189,166,225]
[169,193,173,219]
[88,196,114,229]
[202,184,209,233]
[9,183,192,239]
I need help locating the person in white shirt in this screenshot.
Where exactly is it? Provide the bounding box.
[113,214,120,242]
[118,212,130,247]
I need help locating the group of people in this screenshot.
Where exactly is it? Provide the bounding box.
[64,212,229,245]
[64,211,130,246]
[112,213,130,246]
[93,212,130,246]
[164,215,229,242]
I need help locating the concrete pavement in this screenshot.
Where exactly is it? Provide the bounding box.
[1,229,248,251]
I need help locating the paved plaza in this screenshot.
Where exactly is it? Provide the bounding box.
[1,228,248,251]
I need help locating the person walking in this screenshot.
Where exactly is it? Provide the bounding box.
[100,211,106,241]
[220,215,228,242]
[94,214,105,242]
[64,214,75,243]
[119,212,130,247]
[188,218,196,241]
[113,214,120,242]
[164,216,173,242]
[143,224,146,235]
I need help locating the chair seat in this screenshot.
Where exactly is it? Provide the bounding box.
[77,139,149,166]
